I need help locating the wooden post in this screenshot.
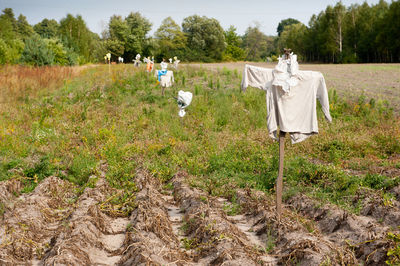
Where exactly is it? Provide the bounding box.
[276,130,286,217]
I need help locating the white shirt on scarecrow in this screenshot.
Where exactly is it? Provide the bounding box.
[241,54,332,144]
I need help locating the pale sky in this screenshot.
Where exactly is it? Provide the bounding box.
[0,0,382,36]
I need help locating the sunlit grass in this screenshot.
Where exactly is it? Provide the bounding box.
[0,64,399,213]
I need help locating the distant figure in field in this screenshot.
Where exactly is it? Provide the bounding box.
[173,56,180,70]
[156,59,174,94]
[144,56,154,72]
[133,54,141,67]
[160,58,168,71]
[105,53,111,64]
[118,57,124,63]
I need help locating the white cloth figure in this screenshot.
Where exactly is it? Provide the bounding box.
[169,58,173,63]
[134,54,141,67]
[177,90,193,117]
[118,57,124,63]
[161,71,174,87]
[173,56,180,69]
[155,70,174,87]
[241,63,332,144]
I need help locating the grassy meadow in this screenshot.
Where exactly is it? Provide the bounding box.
[0,63,399,215]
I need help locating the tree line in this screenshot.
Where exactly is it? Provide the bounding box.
[0,0,398,66]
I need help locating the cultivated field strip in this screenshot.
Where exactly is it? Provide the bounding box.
[1,170,399,265]
[287,191,400,265]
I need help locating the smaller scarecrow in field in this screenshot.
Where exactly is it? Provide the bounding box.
[155,58,174,95]
[144,56,154,72]
[118,56,124,63]
[105,53,111,64]
[173,56,180,70]
[133,54,141,67]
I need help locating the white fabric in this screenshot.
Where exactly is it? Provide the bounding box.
[160,61,168,71]
[133,54,141,66]
[241,64,332,144]
[155,70,174,87]
[272,53,300,93]
[179,109,186,117]
[177,90,193,117]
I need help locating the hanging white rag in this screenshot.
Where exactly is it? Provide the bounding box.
[272,53,300,93]
[177,90,193,117]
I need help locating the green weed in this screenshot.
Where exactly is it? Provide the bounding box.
[386,232,400,265]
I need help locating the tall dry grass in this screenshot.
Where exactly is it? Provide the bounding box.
[0,65,81,104]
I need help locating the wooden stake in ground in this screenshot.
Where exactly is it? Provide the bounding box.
[276,130,286,217]
[276,48,291,218]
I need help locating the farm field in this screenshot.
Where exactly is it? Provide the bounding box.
[192,62,400,111]
[0,63,400,265]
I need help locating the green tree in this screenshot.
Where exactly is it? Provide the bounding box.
[223,26,246,61]
[0,8,17,32]
[109,15,129,43]
[104,39,124,59]
[34,19,59,39]
[0,9,17,40]
[277,23,307,60]
[59,14,98,63]
[106,12,152,61]
[16,14,34,40]
[242,25,275,61]
[155,17,186,59]
[182,15,225,61]
[0,8,24,64]
[332,2,346,62]
[277,18,301,36]
[125,12,152,60]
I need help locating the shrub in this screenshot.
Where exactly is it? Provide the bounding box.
[45,38,69,65]
[0,38,24,64]
[20,35,54,66]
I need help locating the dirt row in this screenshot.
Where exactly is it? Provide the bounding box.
[286,186,400,265]
[1,170,399,265]
[0,175,130,265]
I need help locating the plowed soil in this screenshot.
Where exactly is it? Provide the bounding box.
[1,170,399,265]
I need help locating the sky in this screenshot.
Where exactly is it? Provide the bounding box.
[1,0,382,36]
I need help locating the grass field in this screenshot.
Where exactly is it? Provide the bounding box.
[0,63,399,264]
